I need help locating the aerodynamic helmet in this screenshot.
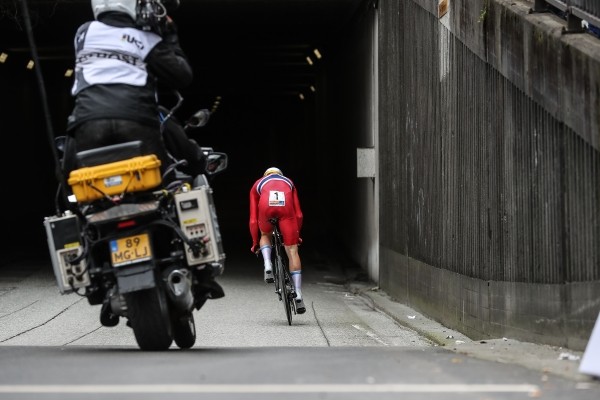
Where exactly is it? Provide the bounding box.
[91,0,138,20]
[263,167,283,177]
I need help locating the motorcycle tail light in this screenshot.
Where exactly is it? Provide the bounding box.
[117,220,137,229]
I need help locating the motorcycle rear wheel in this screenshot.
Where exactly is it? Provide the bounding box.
[173,312,196,349]
[126,287,173,351]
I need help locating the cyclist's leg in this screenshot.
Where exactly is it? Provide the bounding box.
[285,244,302,295]
[280,217,305,313]
[259,231,274,283]
[284,244,301,271]
[285,247,305,314]
[258,217,275,283]
[259,231,273,267]
[280,217,301,275]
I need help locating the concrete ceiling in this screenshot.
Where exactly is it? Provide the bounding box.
[1,0,364,99]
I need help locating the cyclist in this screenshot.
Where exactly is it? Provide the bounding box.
[249,167,306,314]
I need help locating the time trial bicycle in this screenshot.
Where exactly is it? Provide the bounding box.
[268,217,297,325]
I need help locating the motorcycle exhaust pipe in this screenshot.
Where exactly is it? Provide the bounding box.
[166,269,194,311]
[109,288,127,316]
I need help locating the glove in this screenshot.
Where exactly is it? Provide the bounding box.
[163,16,177,35]
[161,16,179,44]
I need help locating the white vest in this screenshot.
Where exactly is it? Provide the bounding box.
[71,21,162,95]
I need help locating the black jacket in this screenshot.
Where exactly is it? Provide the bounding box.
[67,12,193,131]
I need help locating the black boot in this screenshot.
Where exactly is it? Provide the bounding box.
[206,280,225,299]
[193,279,225,310]
[100,301,119,327]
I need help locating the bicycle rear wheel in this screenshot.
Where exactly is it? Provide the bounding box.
[278,260,293,325]
[284,268,297,323]
[272,252,282,301]
[271,223,293,325]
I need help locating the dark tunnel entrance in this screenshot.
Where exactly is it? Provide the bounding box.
[0,0,366,257]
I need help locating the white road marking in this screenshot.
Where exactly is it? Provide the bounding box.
[352,323,389,345]
[0,384,541,394]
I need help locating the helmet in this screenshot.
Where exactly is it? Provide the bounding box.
[91,0,138,20]
[263,167,282,177]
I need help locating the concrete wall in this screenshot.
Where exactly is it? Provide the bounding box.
[374,0,600,350]
[322,1,379,279]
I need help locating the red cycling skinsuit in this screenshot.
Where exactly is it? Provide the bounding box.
[249,173,303,247]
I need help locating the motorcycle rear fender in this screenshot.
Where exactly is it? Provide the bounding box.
[114,262,156,294]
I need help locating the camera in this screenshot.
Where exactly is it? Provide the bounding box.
[136,0,180,33]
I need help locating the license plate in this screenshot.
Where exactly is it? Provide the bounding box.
[110,233,152,267]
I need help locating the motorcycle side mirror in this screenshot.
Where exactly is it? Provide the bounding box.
[55,136,67,153]
[205,152,228,176]
[185,109,211,129]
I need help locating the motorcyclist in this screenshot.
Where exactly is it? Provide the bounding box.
[62,0,224,326]
[62,0,193,180]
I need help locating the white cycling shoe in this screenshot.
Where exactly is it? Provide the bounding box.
[264,269,274,284]
[295,298,306,314]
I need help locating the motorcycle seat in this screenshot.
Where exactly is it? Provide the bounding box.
[76,141,143,167]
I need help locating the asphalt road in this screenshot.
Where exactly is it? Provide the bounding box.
[0,242,599,399]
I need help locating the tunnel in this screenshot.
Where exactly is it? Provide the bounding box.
[0,0,368,257]
[4,0,600,350]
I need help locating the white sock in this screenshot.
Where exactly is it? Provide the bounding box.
[260,245,272,270]
[291,270,302,299]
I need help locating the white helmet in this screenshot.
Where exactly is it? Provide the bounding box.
[263,167,283,177]
[91,0,138,20]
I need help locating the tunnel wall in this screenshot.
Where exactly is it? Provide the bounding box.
[321,1,379,278]
[371,0,600,350]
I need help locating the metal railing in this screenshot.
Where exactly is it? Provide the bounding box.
[530,0,600,33]
[571,0,600,15]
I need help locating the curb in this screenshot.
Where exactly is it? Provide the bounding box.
[346,281,599,385]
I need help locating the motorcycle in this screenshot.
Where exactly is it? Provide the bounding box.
[43,92,228,351]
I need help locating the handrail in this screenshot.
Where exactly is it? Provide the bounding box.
[530,0,600,35]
